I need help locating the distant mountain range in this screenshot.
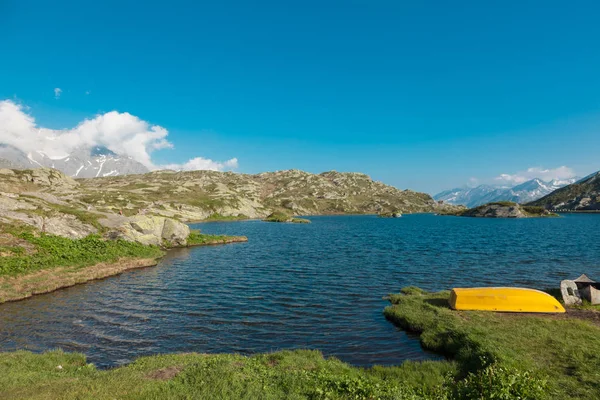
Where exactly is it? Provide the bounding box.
[0,144,148,178]
[528,171,600,210]
[434,178,578,208]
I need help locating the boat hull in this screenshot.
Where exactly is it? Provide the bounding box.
[449,287,565,313]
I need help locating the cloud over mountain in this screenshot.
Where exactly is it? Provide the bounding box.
[0,100,237,172]
[494,166,576,185]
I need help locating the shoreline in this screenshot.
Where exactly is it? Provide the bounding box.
[0,236,248,305]
[0,257,160,304]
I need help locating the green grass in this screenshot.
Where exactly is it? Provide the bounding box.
[186,230,246,246]
[384,288,600,399]
[0,349,448,400]
[264,211,292,222]
[264,212,311,223]
[2,288,584,398]
[0,228,163,277]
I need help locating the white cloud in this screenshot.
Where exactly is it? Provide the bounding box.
[0,99,238,171]
[494,166,576,184]
[162,157,239,172]
[54,88,62,99]
[85,90,91,95]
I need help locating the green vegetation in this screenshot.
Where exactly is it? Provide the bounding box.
[187,230,247,246]
[0,227,163,277]
[3,287,591,398]
[264,211,311,223]
[0,349,444,400]
[264,211,292,222]
[384,288,600,399]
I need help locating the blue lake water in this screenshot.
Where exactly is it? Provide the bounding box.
[0,214,599,368]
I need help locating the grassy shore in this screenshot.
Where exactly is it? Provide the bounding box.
[187,230,248,245]
[4,287,597,398]
[0,225,246,304]
[0,225,164,278]
[0,349,454,400]
[384,287,600,399]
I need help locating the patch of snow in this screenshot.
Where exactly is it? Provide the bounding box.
[95,159,106,177]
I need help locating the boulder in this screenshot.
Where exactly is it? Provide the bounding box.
[114,216,190,247]
[43,215,97,239]
[162,218,190,247]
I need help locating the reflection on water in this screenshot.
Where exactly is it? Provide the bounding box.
[0,214,599,368]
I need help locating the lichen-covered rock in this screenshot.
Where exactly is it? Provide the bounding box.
[43,215,97,239]
[114,216,189,247]
[20,168,78,189]
[162,218,190,247]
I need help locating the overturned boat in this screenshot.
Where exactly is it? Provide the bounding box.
[449,287,565,313]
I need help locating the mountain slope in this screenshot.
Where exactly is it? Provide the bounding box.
[528,171,600,210]
[0,145,148,178]
[0,168,460,228]
[434,178,576,207]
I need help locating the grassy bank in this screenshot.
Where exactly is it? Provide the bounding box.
[187,231,248,246]
[0,225,164,278]
[0,349,453,400]
[4,288,595,399]
[0,226,246,304]
[384,287,600,399]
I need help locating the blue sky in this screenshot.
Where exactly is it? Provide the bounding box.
[1,1,599,194]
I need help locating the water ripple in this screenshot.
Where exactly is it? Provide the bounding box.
[0,214,599,368]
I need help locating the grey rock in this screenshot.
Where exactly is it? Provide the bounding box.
[113,216,189,247]
[560,280,582,306]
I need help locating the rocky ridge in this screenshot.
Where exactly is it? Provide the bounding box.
[0,167,459,241]
[528,171,600,211]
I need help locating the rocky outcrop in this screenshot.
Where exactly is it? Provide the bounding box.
[456,202,558,218]
[111,216,190,247]
[460,203,526,218]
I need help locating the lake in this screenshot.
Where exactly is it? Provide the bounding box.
[0,214,599,368]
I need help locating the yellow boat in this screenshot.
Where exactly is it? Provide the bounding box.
[449,287,565,313]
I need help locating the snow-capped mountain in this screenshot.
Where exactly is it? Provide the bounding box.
[0,144,148,178]
[434,178,578,207]
[433,185,501,208]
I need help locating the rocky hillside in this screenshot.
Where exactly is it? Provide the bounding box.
[0,167,458,238]
[0,168,191,247]
[528,171,600,211]
[75,169,458,220]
